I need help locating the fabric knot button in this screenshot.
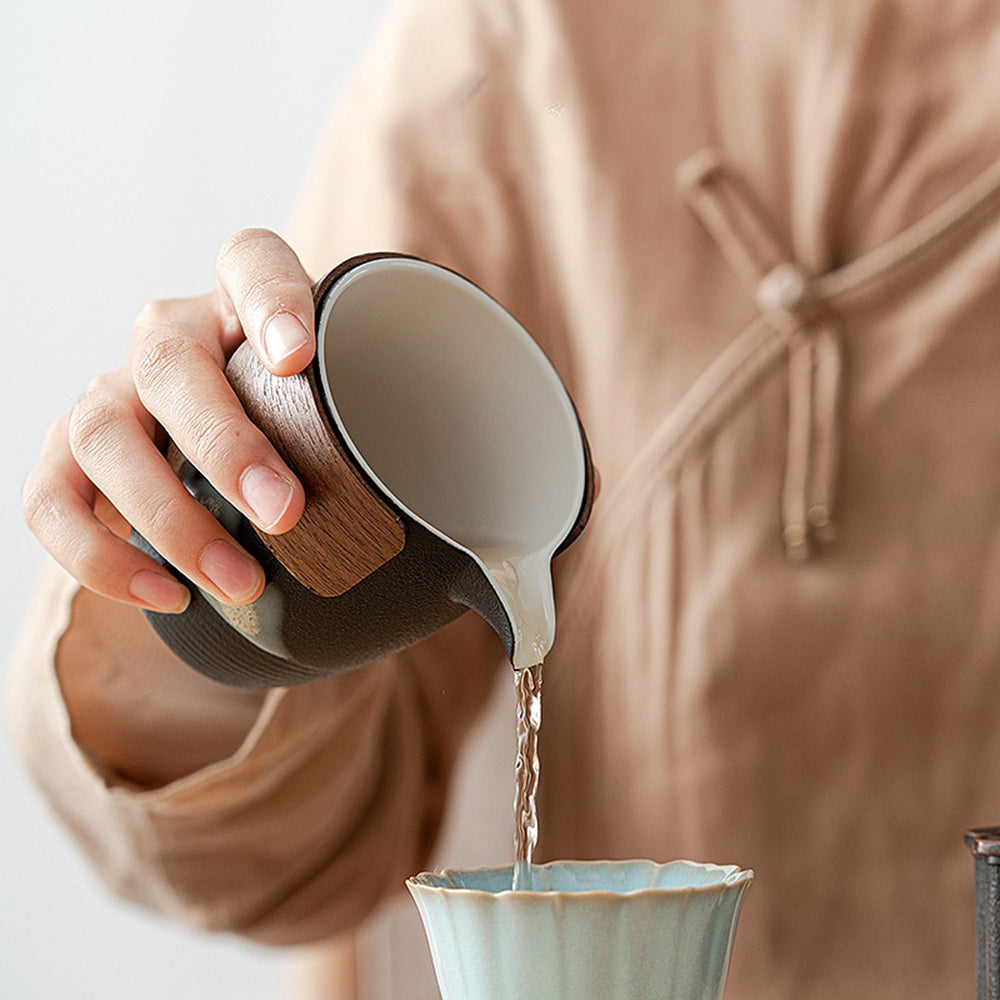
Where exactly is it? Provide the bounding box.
[675,147,725,192]
[755,261,812,324]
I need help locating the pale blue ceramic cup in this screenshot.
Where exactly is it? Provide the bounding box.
[406,860,753,1000]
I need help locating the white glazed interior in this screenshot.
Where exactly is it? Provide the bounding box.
[316,258,587,666]
[316,258,586,559]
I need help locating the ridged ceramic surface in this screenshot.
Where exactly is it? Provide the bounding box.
[406,860,753,1000]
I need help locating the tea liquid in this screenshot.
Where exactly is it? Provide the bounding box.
[512,661,543,890]
[462,541,555,891]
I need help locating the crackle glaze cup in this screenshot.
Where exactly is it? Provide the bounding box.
[406,860,753,1000]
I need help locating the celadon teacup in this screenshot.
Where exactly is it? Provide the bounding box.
[406,860,753,1000]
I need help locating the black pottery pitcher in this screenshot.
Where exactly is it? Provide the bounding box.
[132,254,595,687]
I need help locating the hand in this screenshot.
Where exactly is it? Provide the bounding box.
[23,229,317,613]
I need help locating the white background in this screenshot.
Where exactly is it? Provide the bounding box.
[0,2,391,996]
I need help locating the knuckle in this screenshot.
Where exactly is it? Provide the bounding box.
[82,372,118,397]
[41,412,71,452]
[186,407,248,470]
[139,490,196,544]
[21,474,60,534]
[68,393,125,460]
[242,271,294,315]
[70,537,109,593]
[217,228,276,270]
[132,334,195,394]
[133,298,173,333]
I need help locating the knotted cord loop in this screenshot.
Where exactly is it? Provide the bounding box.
[678,150,841,560]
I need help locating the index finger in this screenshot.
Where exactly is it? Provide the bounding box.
[216,228,315,376]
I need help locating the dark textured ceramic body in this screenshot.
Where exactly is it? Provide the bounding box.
[134,255,594,689]
[135,466,513,687]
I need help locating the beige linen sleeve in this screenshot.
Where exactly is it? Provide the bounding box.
[5,0,552,946]
[6,560,503,944]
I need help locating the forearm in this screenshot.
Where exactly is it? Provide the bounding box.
[8,558,504,943]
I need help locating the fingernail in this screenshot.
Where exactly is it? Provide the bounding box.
[129,570,190,613]
[241,464,294,529]
[263,312,309,365]
[199,541,262,604]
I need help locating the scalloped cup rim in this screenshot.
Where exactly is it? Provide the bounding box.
[406,858,754,900]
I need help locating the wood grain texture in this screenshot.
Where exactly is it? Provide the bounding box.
[225,339,405,598]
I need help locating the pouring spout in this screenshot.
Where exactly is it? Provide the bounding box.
[449,545,556,670]
[477,549,556,670]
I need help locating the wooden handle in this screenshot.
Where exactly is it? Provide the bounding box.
[226,340,405,597]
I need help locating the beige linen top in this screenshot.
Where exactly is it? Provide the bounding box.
[8,0,1000,997]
